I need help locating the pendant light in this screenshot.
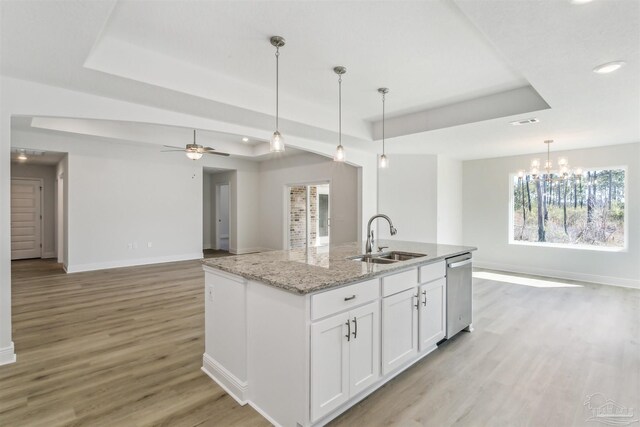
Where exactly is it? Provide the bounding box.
[378,87,389,168]
[270,36,286,152]
[334,66,347,162]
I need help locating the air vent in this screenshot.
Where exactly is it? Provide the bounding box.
[510,118,540,126]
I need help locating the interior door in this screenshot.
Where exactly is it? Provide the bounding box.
[349,301,380,396]
[382,287,419,375]
[311,312,350,422]
[419,278,446,352]
[11,179,42,260]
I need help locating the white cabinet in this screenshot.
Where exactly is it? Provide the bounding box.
[419,278,446,352]
[311,301,380,422]
[349,302,380,396]
[382,288,419,375]
[382,262,446,375]
[311,312,350,420]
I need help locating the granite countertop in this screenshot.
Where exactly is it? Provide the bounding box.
[202,240,476,295]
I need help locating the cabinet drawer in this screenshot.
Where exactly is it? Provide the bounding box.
[381,268,418,297]
[311,279,379,321]
[419,261,445,284]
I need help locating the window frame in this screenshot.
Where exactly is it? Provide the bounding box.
[507,165,629,252]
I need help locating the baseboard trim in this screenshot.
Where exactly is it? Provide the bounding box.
[0,342,16,366]
[474,261,640,289]
[229,247,269,255]
[202,353,248,405]
[66,252,203,273]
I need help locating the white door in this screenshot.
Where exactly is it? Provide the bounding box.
[349,301,380,396]
[382,287,419,375]
[11,179,42,260]
[419,278,446,352]
[311,312,350,422]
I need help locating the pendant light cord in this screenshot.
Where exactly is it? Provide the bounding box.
[338,74,342,146]
[275,47,280,131]
[382,92,386,155]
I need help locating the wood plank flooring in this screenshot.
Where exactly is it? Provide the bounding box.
[1,260,638,426]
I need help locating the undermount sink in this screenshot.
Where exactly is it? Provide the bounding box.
[377,251,427,261]
[349,251,427,264]
[349,255,398,264]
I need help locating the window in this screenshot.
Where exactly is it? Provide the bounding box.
[511,168,626,249]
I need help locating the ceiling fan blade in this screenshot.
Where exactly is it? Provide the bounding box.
[204,151,230,157]
[163,145,185,149]
[161,149,186,152]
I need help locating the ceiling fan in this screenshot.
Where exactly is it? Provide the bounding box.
[163,130,230,160]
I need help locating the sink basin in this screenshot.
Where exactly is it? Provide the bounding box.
[350,255,398,264]
[376,251,427,261]
[349,251,427,264]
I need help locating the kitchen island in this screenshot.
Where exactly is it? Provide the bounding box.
[202,240,476,427]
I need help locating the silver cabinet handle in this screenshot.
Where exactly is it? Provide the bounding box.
[414,294,419,309]
[345,320,351,342]
[344,295,356,301]
[422,290,427,306]
[448,259,472,268]
[352,317,358,339]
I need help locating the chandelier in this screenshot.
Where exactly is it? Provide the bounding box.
[518,140,583,181]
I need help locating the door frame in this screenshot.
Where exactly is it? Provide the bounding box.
[284,180,331,250]
[11,177,44,260]
[214,181,230,250]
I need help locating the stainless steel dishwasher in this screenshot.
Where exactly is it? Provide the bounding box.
[446,253,473,339]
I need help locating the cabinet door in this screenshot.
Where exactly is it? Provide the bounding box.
[382,287,419,375]
[419,278,446,352]
[311,312,350,422]
[349,301,380,396]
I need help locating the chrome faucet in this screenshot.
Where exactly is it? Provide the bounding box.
[366,214,397,254]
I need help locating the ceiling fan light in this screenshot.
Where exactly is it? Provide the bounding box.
[17,150,28,161]
[334,145,345,162]
[186,151,203,160]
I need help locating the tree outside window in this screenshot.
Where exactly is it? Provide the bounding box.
[511,169,625,248]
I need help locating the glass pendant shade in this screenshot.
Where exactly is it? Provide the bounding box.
[517,170,525,178]
[334,144,345,162]
[530,166,539,177]
[530,158,540,169]
[186,151,203,160]
[379,154,389,169]
[270,131,285,152]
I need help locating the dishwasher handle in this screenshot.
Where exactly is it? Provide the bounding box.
[448,259,472,268]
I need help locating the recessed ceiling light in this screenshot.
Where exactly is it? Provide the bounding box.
[242,137,249,142]
[593,61,626,74]
[17,151,28,161]
[509,118,539,126]
[570,0,594,4]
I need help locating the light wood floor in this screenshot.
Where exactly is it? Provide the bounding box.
[1,260,638,426]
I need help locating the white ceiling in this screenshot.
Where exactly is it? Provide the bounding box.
[1,0,638,160]
[11,116,305,161]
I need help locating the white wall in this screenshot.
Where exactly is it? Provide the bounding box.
[56,156,69,266]
[437,157,463,245]
[10,163,57,258]
[377,155,438,243]
[463,142,640,288]
[258,152,360,250]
